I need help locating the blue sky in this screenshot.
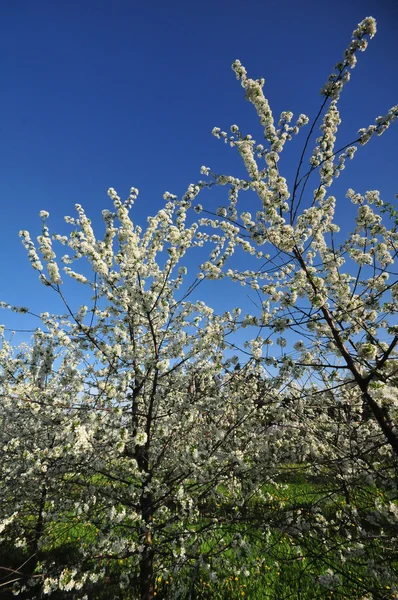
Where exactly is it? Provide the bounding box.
[1,0,397,340]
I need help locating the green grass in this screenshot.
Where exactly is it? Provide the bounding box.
[2,471,397,599]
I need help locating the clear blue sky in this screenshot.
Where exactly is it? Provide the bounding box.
[1,0,397,337]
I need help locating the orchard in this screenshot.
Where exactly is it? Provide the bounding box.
[1,16,397,600]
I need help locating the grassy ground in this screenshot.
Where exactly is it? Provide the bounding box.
[1,469,397,599]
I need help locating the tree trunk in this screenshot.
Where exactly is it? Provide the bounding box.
[26,484,47,577]
[139,535,155,600]
[139,489,155,600]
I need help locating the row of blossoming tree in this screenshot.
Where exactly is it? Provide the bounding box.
[1,15,397,600]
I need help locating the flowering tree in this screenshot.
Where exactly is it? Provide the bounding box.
[1,190,287,599]
[187,17,398,600]
[190,15,398,596]
[194,16,397,453]
[0,328,95,592]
